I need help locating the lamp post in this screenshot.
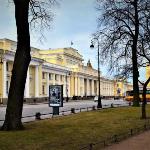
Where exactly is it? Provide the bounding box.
[90,38,102,108]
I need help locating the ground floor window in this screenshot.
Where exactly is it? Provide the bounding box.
[42,85,45,95]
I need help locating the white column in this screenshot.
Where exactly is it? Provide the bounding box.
[53,73,55,85]
[58,74,61,85]
[78,77,80,96]
[85,79,87,96]
[3,59,7,98]
[87,79,90,96]
[91,80,94,96]
[97,80,99,95]
[25,69,30,98]
[65,75,67,97]
[75,76,78,96]
[47,72,49,96]
[101,81,104,96]
[35,66,39,97]
[81,78,84,97]
[68,76,70,97]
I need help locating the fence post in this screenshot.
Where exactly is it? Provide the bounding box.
[87,107,89,112]
[71,108,75,113]
[103,141,106,147]
[114,135,117,143]
[111,103,114,108]
[92,106,96,110]
[89,143,93,150]
[80,108,82,112]
[129,102,131,106]
[62,111,64,115]
[144,124,146,130]
[35,112,41,120]
[130,129,133,136]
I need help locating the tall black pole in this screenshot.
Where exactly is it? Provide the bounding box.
[90,38,102,108]
[97,41,102,108]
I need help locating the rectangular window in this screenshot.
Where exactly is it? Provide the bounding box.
[42,85,45,94]
[49,73,53,80]
[42,72,45,79]
[6,62,9,71]
[55,74,58,81]
[6,81,9,94]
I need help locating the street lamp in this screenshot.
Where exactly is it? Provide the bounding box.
[90,38,102,108]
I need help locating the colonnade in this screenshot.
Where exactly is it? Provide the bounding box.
[2,60,117,99]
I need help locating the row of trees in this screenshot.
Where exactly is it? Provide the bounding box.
[95,0,150,118]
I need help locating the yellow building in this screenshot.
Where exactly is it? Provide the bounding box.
[114,79,133,97]
[146,64,150,87]
[0,38,132,104]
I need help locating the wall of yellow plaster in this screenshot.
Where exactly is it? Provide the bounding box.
[29,66,35,97]
[38,65,42,96]
[3,41,11,50]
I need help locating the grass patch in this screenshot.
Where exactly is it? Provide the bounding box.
[0,106,150,150]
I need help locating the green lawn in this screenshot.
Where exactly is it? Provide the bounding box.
[0,106,150,150]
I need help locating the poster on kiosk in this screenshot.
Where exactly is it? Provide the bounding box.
[49,85,63,107]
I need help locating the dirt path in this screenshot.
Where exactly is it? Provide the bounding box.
[103,130,150,150]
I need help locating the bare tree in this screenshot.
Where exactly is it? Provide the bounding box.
[138,6,150,118]
[95,0,149,106]
[1,0,58,131]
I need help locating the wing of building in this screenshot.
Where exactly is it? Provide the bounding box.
[0,38,133,104]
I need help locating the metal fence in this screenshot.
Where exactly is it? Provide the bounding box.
[79,121,150,150]
[1,102,143,150]
[0,102,130,124]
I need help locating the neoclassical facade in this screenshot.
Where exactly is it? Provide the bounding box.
[0,38,133,104]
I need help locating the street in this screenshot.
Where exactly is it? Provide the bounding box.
[0,99,129,126]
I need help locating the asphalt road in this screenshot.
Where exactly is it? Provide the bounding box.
[0,99,129,126]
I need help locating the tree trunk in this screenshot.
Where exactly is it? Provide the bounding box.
[142,86,147,119]
[132,0,140,107]
[132,43,140,107]
[141,77,150,119]
[1,0,31,130]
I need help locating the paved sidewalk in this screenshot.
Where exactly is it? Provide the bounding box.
[104,130,150,150]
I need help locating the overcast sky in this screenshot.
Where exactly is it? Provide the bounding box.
[0,0,145,81]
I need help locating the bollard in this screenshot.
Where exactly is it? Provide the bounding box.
[35,112,41,120]
[62,111,64,115]
[71,108,75,113]
[129,102,131,106]
[80,108,82,112]
[92,106,96,110]
[111,103,114,108]
[87,107,89,112]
